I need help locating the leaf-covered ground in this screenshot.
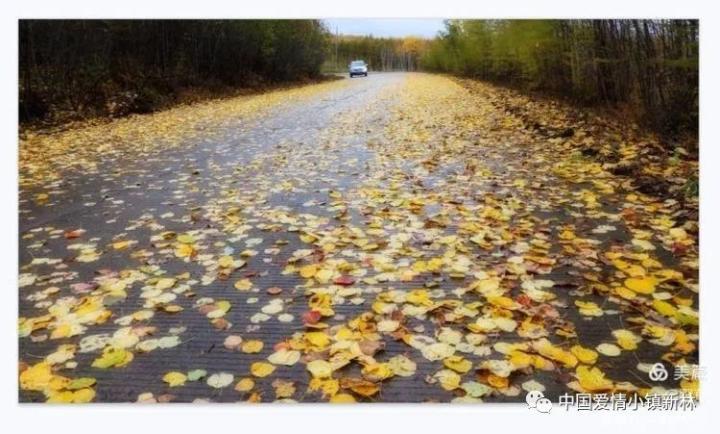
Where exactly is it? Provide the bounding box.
[19,73,698,403]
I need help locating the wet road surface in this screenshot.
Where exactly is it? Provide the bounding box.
[19,73,698,403]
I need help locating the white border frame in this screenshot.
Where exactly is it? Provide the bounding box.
[2,1,716,433]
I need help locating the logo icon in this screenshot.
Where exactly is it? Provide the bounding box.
[526,390,552,413]
[649,363,669,381]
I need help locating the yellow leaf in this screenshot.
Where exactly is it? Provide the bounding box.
[177,234,194,244]
[19,362,53,391]
[307,360,333,378]
[433,369,461,391]
[427,257,444,272]
[612,259,646,277]
[376,320,400,333]
[45,344,76,365]
[487,374,508,389]
[234,279,253,291]
[559,230,576,240]
[411,261,427,273]
[304,331,331,349]
[361,363,393,381]
[50,323,72,339]
[66,377,96,390]
[576,366,613,392]
[614,286,637,300]
[48,375,69,391]
[91,347,133,369]
[443,355,473,373]
[46,390,74,403]
[250,362,275,378]
[624,277,656,294]
[330,393,356,403]
[217,299,232,311]
[632,238,655,251]
[162,371,187,387]
[299,264,318,278]
[163,304,183,313]
[509,351,533,369]
[676,306,699,326]
[309,378,340,398]
[475,278,500,295]
[534,339,578,368]
[406,289,432,306]
[680,378,699,399]
[613,329,641,350]
[267,349,301,366]
[315,268,333,283]
[654,269,683,281]
[575,300,603,317]
[653,299,677,317]
[235,378,255,392]
[308,293,334,316]
[421,342,455,361]
[218,256,235,268]
[487,296,516,310]
[71,388,96,403]
[112,240,131,250]
[273,379,296,398]
[241,340,264,353]
[175,243,195,258]
[344,379,380,397]
[388,355,417,377]
[570,345,598,365]
[155,278,176,290]
[532,355,555,371]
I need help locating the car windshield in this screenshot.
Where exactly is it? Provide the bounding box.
[351,61,365,67]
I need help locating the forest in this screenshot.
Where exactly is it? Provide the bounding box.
[421,20,699,139]
[19,20,329,123]
[325,35,429,72]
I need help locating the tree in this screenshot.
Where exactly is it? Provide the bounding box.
[420,19,698,139]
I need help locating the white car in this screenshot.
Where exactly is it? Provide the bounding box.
[349,60,368,77]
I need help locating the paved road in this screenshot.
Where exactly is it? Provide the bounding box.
[19,73,698,403]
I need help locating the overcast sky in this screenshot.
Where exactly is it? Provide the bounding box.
[323,19,446,39]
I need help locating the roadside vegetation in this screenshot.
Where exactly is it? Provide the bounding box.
[20,20,330,125]
[421,20,698,144]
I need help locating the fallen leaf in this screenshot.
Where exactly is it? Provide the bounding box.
[307,360,333,378]
[268,349,301,366]
[250,362,276,378]
[163,371,187,387]
[206,372,234,388]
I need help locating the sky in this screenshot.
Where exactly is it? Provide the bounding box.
[323,19,446,39]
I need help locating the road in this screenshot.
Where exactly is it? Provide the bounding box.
[19,73,698,403]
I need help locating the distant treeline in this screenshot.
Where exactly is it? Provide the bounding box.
[327,35,429,72]
[421,20,698,138]
[20,20,329,123]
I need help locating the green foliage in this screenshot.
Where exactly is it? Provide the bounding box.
[421,19,698,139]
[684,175,699,198]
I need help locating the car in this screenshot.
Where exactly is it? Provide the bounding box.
[349,60,368,77]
